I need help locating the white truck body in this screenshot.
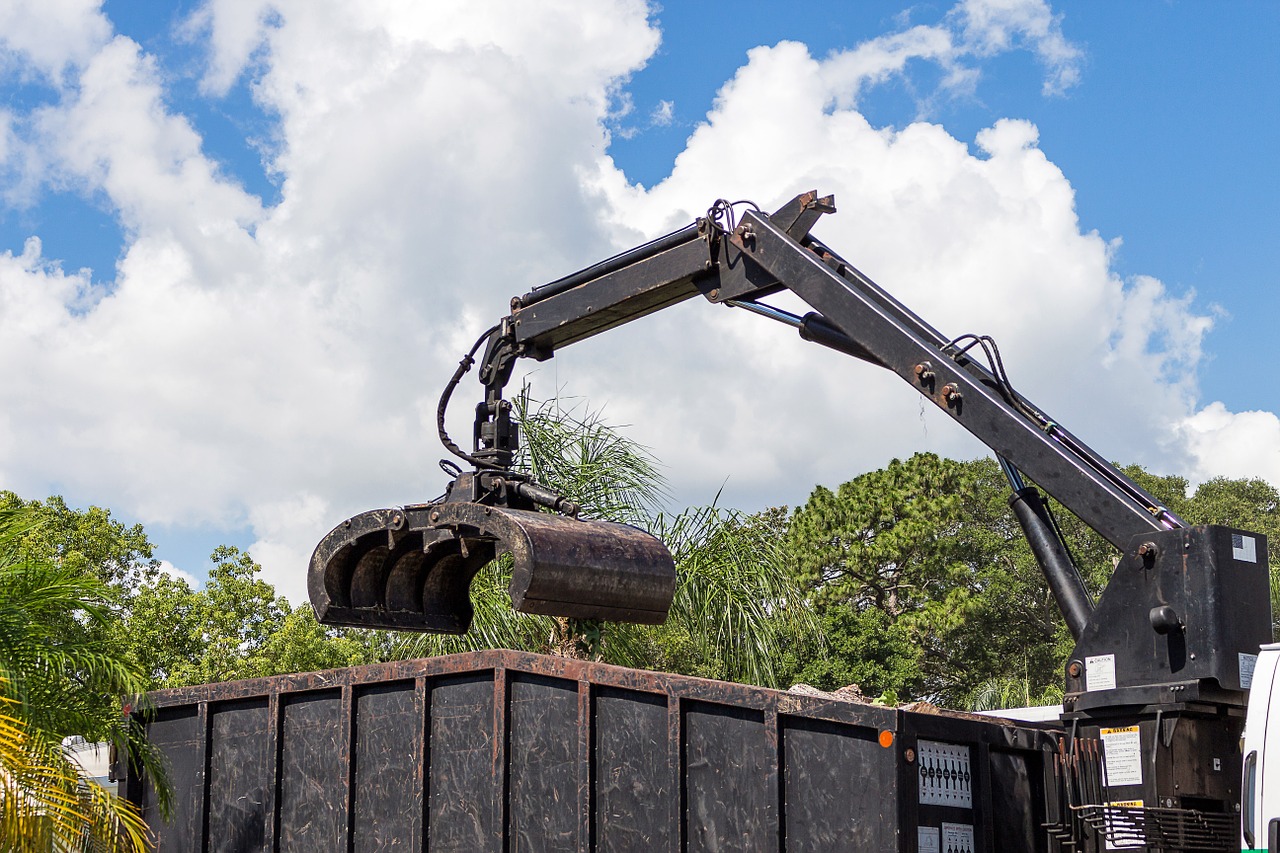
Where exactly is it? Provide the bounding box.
[1243,643,1280,849]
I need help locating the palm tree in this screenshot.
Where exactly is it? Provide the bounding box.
[651,502,814,687]
[965,676,1063,712]
[397,389,816,687]
[0,686,150,852]
[0,506,162,851]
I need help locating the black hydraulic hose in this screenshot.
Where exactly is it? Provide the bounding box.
[516,222,702,308]
[437,324,501,469]
[1010,486,1094,640]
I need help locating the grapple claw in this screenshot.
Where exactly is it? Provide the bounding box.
[308,508,495,633]
[309,502,676,634]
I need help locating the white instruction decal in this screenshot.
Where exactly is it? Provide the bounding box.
[1086,653,1117,692]
[1233,533,1258,563]
[941,822,975,853]
[917,741,972,808]
[1240,652,1258,689]
[1100,726,1143,787]
[1104,799,1145,850]
[917,826,940,853]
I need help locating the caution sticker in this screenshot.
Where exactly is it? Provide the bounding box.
[1086,653,1117,692]
[1104,800,1144,851]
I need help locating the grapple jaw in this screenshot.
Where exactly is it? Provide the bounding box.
[309,498,677,634]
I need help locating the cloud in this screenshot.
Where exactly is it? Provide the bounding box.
[1178,404,1280,487]
[0,0,1271,605]
[0,0,111,84]
[157,559,201,588]
[819,0,1081,111]
[954,0,1082,95]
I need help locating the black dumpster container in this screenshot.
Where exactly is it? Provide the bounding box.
[120,650,1059,852]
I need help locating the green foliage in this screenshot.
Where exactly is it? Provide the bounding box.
[120,546,385,688]
[0,506,157,849]
[397,390,816,687]
[650,504,817,686]
[776,606,920,697]
[0,491,157,589]
[787,453,974,615]
[965,676,1064,713]
[0,691,151,853]
[784,454,1077,705]
[514,387,665,527]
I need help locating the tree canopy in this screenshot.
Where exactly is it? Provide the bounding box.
[4,403,1280,850]
[779,453,1280,707]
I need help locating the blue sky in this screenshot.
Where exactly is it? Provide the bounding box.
[1,1,1277,595]
[618,2,1280,418]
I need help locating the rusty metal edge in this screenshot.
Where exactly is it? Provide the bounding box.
[135,650,1060,749]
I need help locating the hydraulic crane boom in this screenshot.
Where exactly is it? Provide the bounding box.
[506,193,1180,551]
[310,191,1269,718]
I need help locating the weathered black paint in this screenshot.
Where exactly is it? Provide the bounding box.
[123,650,1055,852]
[352,682,422,851]
[278,690,345,847]
[781,715,895,849]
[207,699,271,852]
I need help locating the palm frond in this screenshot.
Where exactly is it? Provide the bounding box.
[657,505,818,687]
[514,386,667,526]
[0,691,151,852]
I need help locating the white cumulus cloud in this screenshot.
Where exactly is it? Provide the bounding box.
[0,0,1272,605]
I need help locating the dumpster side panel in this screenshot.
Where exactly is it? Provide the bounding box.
[683,701,778,852]
[278,689,345,849]
[593,686,672,852]
[989,749,1043,853]
[427,673,501,852]
[141,705,205,851]
[352,681,423,852]
[782,714,897,850]
[508,673,582,851]
[208,699,271,853]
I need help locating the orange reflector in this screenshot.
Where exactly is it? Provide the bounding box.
[878,730,894,748]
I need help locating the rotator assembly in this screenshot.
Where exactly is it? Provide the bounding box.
[308,316,678,634]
